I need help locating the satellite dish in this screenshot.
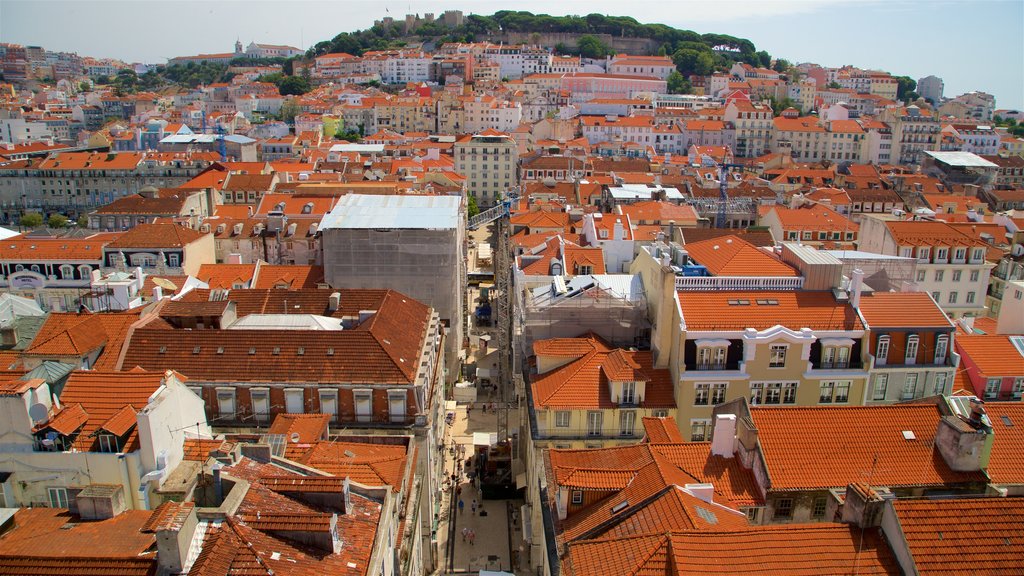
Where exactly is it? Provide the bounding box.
[289,432,300,443]
[28,403,48,424]
[152,277,179,291]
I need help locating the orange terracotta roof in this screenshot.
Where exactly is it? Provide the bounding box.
[678,290,862,331]
[267,413,330,443]
[196,263,257,289]
[956,335,1024,377]
[668,525,898,575]
[884,220,988,247]
[684,235,799,277]
[0,508,156,574]
[49,371,168,451]
[769,204,859,233]
[891,497,1024,575]
[0,233,120,261]
[105,222,206,249]
[182,438,231,462]
[641,417,684,443]
[532,335,674,409]
[25,312,140,366]
[288,440,408,491]
[751,405,987,490]
[984,403,1024,486]
[856,292,953,329]
[252,264,324,289]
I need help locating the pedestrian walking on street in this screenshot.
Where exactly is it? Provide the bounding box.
[468,529,476,546]
[461,527,468,542]
[471,499,477,514]
[458,499,464,515]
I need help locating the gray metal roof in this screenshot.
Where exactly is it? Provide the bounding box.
[923,151,999,168]
[319,194,462,230]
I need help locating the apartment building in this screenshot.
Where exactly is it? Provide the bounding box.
[724,97,773,158]
[527,334,675,449]
[878,105,940,165]
[453,129,518,207]
[858,217,993,317]
[607,54,675,79]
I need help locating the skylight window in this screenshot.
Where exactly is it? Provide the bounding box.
[611,500,629,514]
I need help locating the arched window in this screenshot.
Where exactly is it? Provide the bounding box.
[875,335,890,366]
[60,265,74,279]
[14,264,24,272]
[905,335,919,365]
[78,265,91,279]
[934,335,949,365]
[29,264,40,273]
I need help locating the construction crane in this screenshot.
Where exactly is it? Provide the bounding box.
[467,188,519,497]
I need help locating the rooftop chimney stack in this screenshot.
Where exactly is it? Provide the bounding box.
[710,414,736,458]
[850,268,864,309]
[329,292,341,313]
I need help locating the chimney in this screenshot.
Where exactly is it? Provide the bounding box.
[935,407,992,472]
[329,292,341,312]
[152,286,163,301]
[90,268,102,283]
[226,252,243,264]
[613,219,625,241]
[684,483,714,504]
[668,220,676,243]
[710,414,736,457]
[154,502,198,575]
[850,268,863,309]
[841,483,884,528]
[212,462,224,506]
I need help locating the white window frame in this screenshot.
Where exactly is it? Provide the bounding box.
[985,378,1000,400]
[934,373,949,396]
[388,390,407,423]
[905,335,919,365]
[354,389,373,423]
[571,490,583,504]
[586,411,603,436]
[711,382,728,405]
[619,411,636,436]
[903,373,920,400]
[98,433,118,453]
[1012,378,1024,401]
[318,389,338,421]
[555,411,570,428]
[769,345,788,368]
[251,388,270,422]
[934,335,948,365]
[621,381,636,404]
[216,387,236,418]
[876,336,890,366]
[48,486,69,508]
[690,419,711,442]
[284,388,304,414]
[872,374,888,401]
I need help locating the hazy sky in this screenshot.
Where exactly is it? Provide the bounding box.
[2,0,1021,109]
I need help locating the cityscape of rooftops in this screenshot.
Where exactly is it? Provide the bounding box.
[0,2,1021,575]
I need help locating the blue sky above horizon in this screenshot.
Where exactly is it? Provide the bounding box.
[1,0,1021,109]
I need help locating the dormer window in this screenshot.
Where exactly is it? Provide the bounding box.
[621,381,636,405]
[696,343,727,370]
[916,247,930,262]
[98,433,119,453]
[953,247,967,262]
[769,345,788,368]
[935,247,948,262]
[970,248,985,263]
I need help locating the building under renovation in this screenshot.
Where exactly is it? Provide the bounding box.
[319,194,465,380]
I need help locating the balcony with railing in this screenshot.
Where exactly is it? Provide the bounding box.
[675,275,805,291]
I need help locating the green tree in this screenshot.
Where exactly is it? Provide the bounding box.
[77,215,89,228]
[278,75,311,96]
[278,99,301,124]
[772,58,791,73]
[467,194,480,219]
[672,48,715,76]
[20,212,43,228]
[78,81,91,92]
[754,50,772,68]
[48,214,68,228]
[96,75,110,85]
[895,76,917,101]
[666,71,690,94]
[576,35,610,59]
[826,81,841,89]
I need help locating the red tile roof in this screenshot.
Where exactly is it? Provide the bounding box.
[105,222,207,249]
[684,235,799,277]
[617,201,699,225]
[891,497,1024,575]
[267,413,330,443]
[45,371,169,451]
[0,233,120,261]
[751,405,987,490]
[120,289,430,384]
[196,263,257,289]
[984,403,1024,486]
[641,416,684,443]
[253,265,324,289]
[955,335,1024,377]
[856,292,953,329]
[532,335,674,409]
[25,311,140,368]
[288,440,409,491]
[0,508,156,575]
[678,290,862,331]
